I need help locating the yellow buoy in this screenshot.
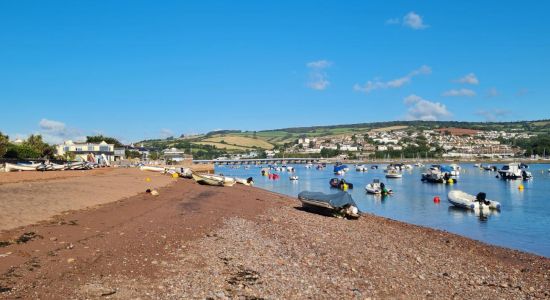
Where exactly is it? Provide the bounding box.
[146,177,151,182]
[172,173,179,179]
[518,185,524,190]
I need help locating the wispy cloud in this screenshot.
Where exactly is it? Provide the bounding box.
[385,18,400,25]
[306,60,332,90]
[486,87,499,98]
[454,73,479,85]
[354,65,431,94]
[404,94,451,121]
[386,12,428,29]
[160,128,174,139]
[516,88,529,97]
[442,88,476,97]
[475,109,511,121]
[38,118,85,144]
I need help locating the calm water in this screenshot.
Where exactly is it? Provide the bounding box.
[215,163,550,257]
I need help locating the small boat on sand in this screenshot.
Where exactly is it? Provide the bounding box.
[191,173,224,186]
[448,190,501,211]
[200,174,236,187]
[4,163,39,172]
[140,166,166,172]
[235,177,254,186]
[298,191,359,219]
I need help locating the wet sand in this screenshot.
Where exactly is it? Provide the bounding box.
[0,173,548,299]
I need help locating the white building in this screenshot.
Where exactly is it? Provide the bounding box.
[56,140,124,162]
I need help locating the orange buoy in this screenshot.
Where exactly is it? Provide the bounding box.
[433,196,441,203]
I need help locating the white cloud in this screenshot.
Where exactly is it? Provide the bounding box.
[354,65,431,94]
[442,88,476,97]
[404,94,451,121]
[160,128,174,139]
[39,119,66,131]
[454,73,479,85]
[37,118,85,144]
[475,109,511,121]
[486,87,499,98]
[306,60,332,91]
[403,12,428,30]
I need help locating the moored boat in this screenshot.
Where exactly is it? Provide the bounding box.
[385,170,402,178]
[329,178,354,190]
[289,175,299,181]
[355,165,368,172]
[497,163,532,180]
[448,190,501,211]
[365,179,393,195]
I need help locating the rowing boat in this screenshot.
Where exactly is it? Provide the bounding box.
[191,173,224,186]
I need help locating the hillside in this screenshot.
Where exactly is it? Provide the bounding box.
[139,119,550,152]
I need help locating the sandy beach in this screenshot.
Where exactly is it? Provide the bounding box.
[0,170,548,299]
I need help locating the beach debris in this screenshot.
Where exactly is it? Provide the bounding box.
[15,232,42,244]
[0,286,12,293]
[67,258,76,263]
[227,268,261,287]
[146,177,151,182]
[0,241,10,248]
[151,190,159,196]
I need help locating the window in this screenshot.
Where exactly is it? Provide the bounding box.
[99,146,110,152]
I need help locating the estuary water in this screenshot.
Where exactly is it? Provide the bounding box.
[215,163,550,257]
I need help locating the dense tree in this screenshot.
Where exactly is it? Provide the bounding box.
[86,135,123,147]
[4,144,41,159]
[0,132,8,157]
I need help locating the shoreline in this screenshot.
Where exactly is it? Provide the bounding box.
[0,172,548,298]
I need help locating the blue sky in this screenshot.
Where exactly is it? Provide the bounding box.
[1,1,549,143]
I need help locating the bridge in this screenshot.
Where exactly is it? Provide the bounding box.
[192,158,323,165]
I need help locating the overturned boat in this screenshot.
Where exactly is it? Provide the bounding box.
[448,190,501,211]
[298,191,359,218]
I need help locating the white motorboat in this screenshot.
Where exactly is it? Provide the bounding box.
[4,163,38,172]
[385,170,402,178]
[448,164,461,176]
[365,179,393,195]
[497,163,532,180]
[448,190,500,211]
[355,165,368,172]
[289,175,299,181]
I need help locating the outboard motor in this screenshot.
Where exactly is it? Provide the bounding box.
[476,192,490,205]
